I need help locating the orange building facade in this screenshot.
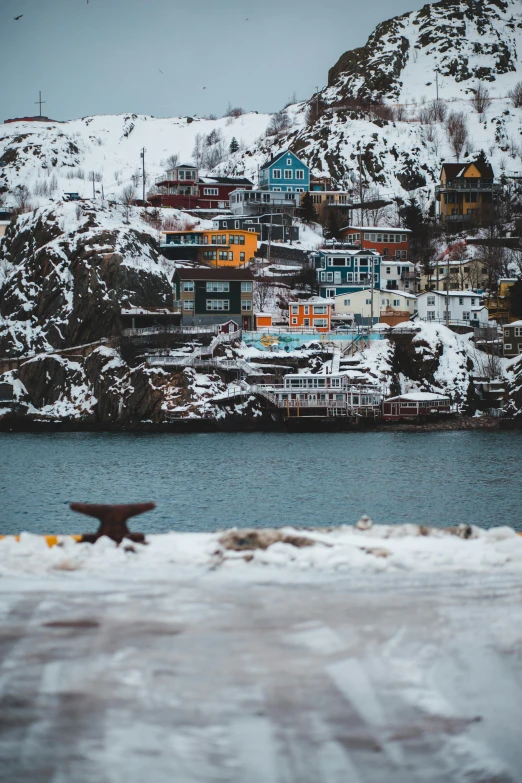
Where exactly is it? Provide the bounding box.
[340,226,411,260]
[289,298,332,332]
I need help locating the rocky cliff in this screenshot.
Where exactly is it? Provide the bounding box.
[0,202,173,356]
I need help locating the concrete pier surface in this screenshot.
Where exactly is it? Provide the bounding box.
[1,568,521,783]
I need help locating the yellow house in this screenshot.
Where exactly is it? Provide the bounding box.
[161,229,258,268]
[436,161,500,228]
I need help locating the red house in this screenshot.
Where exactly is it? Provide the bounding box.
[340,226,411,260]
[382,392,451,420]
[149,164,253,210]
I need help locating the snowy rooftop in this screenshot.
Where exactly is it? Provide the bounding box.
[386,392,450,402]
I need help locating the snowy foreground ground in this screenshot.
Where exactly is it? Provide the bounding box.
[1,525,522,783]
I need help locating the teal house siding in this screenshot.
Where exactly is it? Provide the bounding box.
[259,150,310,194]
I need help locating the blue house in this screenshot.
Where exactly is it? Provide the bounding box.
[314,249,381,298]
[259,150,310,194]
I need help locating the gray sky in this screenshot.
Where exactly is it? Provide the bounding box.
[0,0,427,121]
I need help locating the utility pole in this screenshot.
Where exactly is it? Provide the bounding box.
[91,171,95,199]
[435,68,439,101]
[140,148,146,205]
[34,91,46,117]
[358,153,364,232]
[370,256,374,332]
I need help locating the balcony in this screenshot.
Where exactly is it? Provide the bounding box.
[436,180,501,194]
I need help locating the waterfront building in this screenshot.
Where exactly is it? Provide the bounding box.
[382,392,451,420]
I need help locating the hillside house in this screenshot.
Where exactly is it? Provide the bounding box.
[0,209,13,238]
[289,297,333,331]
[503,320,522,357]
[314,249,381,298]
[259,150,310,194]
[334,289,416,327]
[306,191,353,221]
[416,291,488,326]
[212,212,298,242]
[436,161,501,228]
[380,260,417,292]
[149,164,253,209]
[161,229,258,267]
[173,267,254,329]
[382,393,451,420]
[340,226,411,260]
[229,189,299,216]
[420,258,489,292]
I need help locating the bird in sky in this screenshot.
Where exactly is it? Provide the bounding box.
[159,69,164,74]
[203,86,206,90]
[14,14,23,20]
[245,18,249,21]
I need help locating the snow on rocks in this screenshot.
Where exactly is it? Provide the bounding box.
[1,524,521,581]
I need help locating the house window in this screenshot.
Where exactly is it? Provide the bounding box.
[284,170,292,179]
[326,289,336,297]
[291,317,297,325]
[219,251,233,261]
[291,305,298,314]
[313,306,327,314]
[505,343,512,350]
[295,187,304,192]
[273,169,281,179]
[183,281,194,292]
[241,300,252,311]
[203,188,218,196]
[344,299,351,306]
[273,187,282,192]
[326,272,333,282]
[515,327,522,337]
[235,220,240,229]
[386,267,391,274]
[427,296,436,306]
[365,299,371,305]
[304,318,310,327]
[462,311,470,320]
[295,170,304,180]
[459,297,464,305]
[241,282,252,292]
[471,298,476,306]
[287,158,292,165]
[304,306,309,315]
[401,235,407,242]
[427,311,435,320]
[203,250,217,261]
[206,299,230,311]
[393,299,400,307]
[347,272,353,282]
[314,319,328,328]
[206,282,230,292]
[183,300,193,310]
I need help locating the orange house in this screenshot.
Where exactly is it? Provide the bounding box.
[161,229,258,268]
[289,297,332,332]
[340,226,411,260]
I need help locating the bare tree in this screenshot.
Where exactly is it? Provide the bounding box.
[165,154,179,170]
[432,100,447,122]
[395,104,407,121]
[266,109,291,137]
[224,104,244,118]
[192,134,204,167]
[507,82,522,108]
[120,184,137,206]
[446,111,468,161]
[13,184,32,214]
[471,84,492,118]
[254,281,274,312]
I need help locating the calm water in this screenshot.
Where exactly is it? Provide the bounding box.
[1,432,521,535]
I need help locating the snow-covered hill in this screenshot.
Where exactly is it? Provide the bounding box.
[2,2,522,209]
[326,0,522,104]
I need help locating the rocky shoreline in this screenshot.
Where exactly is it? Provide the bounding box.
[0,411,517,434]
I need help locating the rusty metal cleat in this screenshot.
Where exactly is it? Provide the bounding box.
[70,502,155,545]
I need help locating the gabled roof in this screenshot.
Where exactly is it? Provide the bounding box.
[174,267,254,281]
[260,150,304,171]
[341,225,412,233]
[440,160,494,178]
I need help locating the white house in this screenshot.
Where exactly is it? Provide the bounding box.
[416,291,488,325]
[334,289,417,326]
[380,260,417,293]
